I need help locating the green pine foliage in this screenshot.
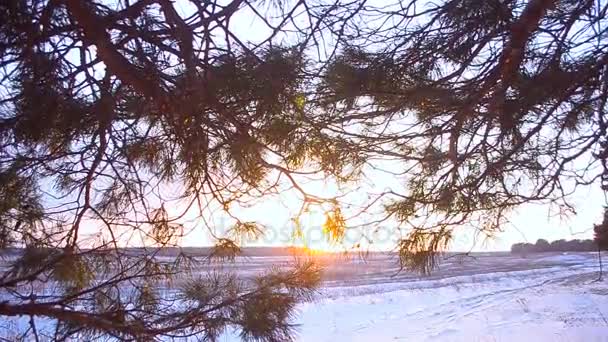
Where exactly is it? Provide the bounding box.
[595,208,608,250]
[1,0,607,339]
[0,1,326,340]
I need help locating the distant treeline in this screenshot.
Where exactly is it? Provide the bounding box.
[511,239,597,253]
[0,246,329,257]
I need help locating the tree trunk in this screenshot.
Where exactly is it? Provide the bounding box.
[598,246,603,281]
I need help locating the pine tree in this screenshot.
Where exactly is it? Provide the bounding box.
[316,0,608,271]
[2,0,608,338]
[594,208,608,280]
[0,0,335,340]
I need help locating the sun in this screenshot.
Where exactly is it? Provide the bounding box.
[289,244,345,258]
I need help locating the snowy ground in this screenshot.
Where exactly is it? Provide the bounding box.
[2,252,607,341]
[224,252,608,342]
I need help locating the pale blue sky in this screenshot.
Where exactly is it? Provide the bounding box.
[80,0,607,252]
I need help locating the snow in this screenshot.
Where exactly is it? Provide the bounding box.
[3,252,607,341]
[222,253,608,341]
[297,271,608,341]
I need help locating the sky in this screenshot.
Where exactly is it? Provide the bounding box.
[78,0,607,253]
[184,0,606,252]
[155,149,605,252]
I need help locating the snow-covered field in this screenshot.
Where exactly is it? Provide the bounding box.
[224,252,608,341]
[2,252,607,341]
